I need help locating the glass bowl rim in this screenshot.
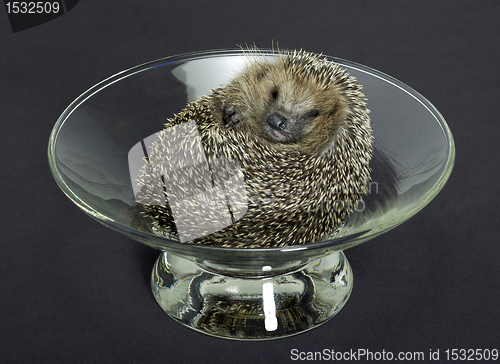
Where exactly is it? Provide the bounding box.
[48,48,455,256]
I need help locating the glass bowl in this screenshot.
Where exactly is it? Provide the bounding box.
[48,49,455,340]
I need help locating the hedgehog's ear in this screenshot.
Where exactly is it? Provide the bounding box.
[256,68,268,81]
[328,104,340,117]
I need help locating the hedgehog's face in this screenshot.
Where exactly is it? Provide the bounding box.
[227,59,347,152]
[257,75,328,144]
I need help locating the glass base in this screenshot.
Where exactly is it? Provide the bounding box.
[151,250,353,340]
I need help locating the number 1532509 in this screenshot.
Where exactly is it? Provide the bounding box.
[5,2,61,14]
[445,349,498,361]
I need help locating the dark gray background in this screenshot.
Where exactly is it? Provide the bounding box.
[1,1,499,363]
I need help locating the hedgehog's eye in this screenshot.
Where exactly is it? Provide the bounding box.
[271,88,278,100]
[306,110,320,118]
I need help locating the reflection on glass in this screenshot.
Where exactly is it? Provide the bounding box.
[263,282,277,332]
[129,120,248,243]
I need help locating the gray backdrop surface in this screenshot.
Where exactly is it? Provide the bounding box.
[1,1,498,363]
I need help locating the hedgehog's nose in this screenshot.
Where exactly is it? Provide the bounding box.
[266,113,287,131]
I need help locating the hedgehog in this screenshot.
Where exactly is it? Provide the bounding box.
[134,50,376,248]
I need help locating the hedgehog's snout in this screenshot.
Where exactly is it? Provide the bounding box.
[266,112,287,131]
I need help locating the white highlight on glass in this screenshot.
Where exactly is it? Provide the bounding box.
[263,282,278,332]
